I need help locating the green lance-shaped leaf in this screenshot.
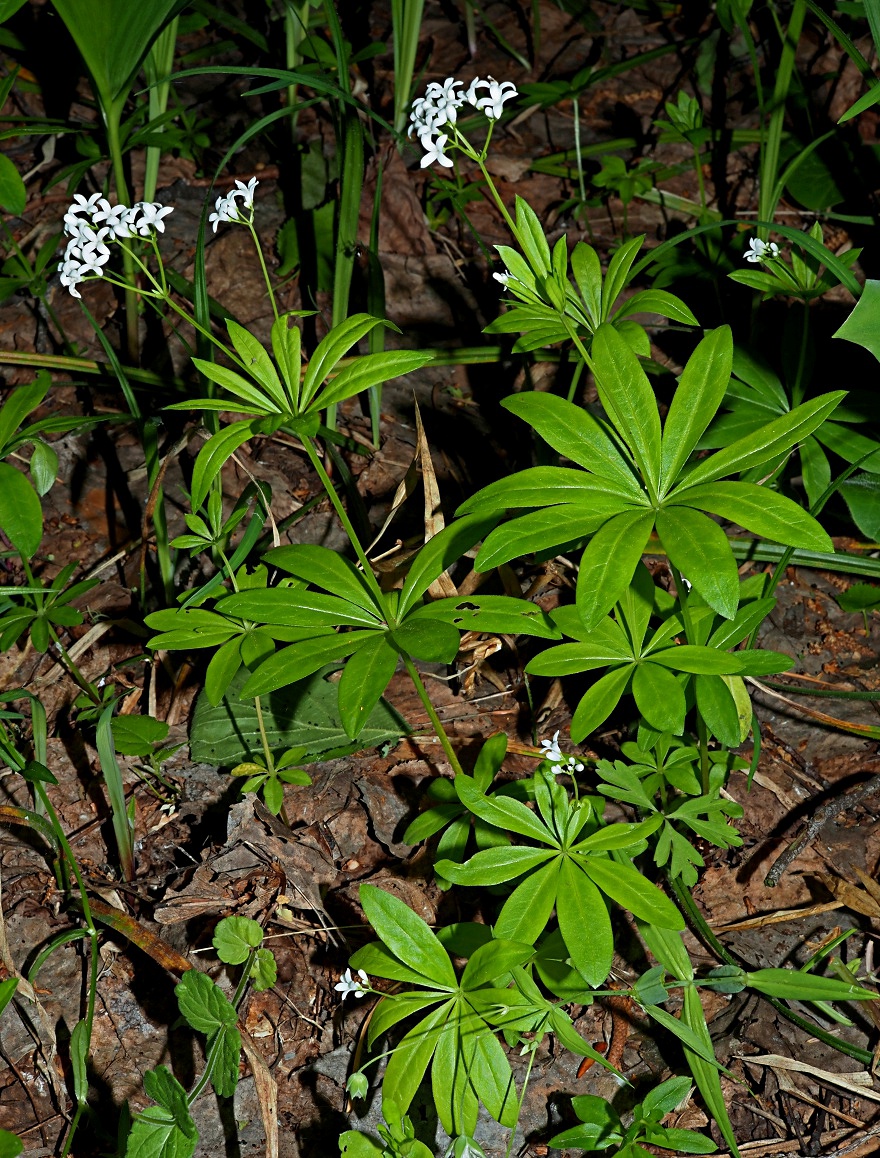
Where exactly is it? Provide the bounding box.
[265,543,380,613]
[494,859,560,945]
[514,194,552,276]
[834,279,880,363]
[499,393,642,493]
[526,634,632,679]
[696,674,748,747]
[646,645,748,675]
[656,506,739,620]
[0,380,50,452]
[570,664,634,742]
[460,939,535,989]
[360,884,457,988]
[436,846,553,887]
[467,1031,520,1128]
[576,509,656,629]
[381,1004,449,1121]
[226,320,287,410]
[556,857,614,987]
[592,322,661,495]
[455,774,558,844]
[338,632,399,739]
[190,358,279,411]
[747,967,880,1004]
[398,514,496,617]
[240,630,377,697]
[571,240,603,321]
[474,503,630,572]
[300,314,390,408]
[674,390,846,491]
[0,462,42,556]
[270,313,303,410]
[603,234,646,314]
[392,618,461,663]
[351,942,441,991]
[660,326,733,492]
[613,287,699,327]
[632,662,687,734]
[217,588,382,629]
[315,350,434,412]
[409,595,560,640]
[669,481,833,551]
[190,419,263,513]
[583,855,684,929]
[457,466,641,515]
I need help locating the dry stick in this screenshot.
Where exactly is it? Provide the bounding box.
[764,773,880,888]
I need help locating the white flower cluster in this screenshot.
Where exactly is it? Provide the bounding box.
[409,77,518,168]
[539,730,585,775]
[334,967,369,999]
[208,176,259,233]
[58,192,173,297]
[744,237,780,264]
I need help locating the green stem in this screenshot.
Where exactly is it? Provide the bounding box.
[401,652,464,776]
[301,435,386,608]
[670,876,873,1065]
[104,99,140,364]
[247,221,279,321]
[187,947,257,1105]
[791,299,810,407]
[254,697,275,775]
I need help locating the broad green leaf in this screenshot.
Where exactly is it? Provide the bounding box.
[575,815,663,852]
[391,617,461,663]
[614,287,699,326]
[190,419,262,513]
[647,645,746,675]
[351,942,443,991]
[213,915,263,965]
[638,919,694,980]
[643,1075,695,1118]
[467,1031,519,1128]
[29,440,58,496]
[474,503,629,572]
[571,665,633,742]
[190,358,277,411]
[0,1130,23,1158]
[205,637,244,706]
[800,436,831,508]
[0,462,42,556]
[670,481,833,551]
[571,241,602,320]
[551,605,632,647]
[556,858,613,986]
[367,992,448,1045]
[175,970,237,1035]
[217,588,382,629]
[815,420,880,472]
[316,351,433,411]
[460,939,534,988]
[576,509,655,629]
[240,630,377,697]
[381,1005,449,1121]
[430,1020,460,1138]
[455,774,557,843]
[660,327,733,491]
[651,1127,718,1154]
[632,662,686,733]
[526,639,631,677]
[360,885,457,987]
[457,466,640,514]
[264,543,379,612]
[656,506,738,620]
[189,666,405,766]
[0,380,49,452]
[410,595,560,640]
[339,1132,384,1158]
[207,1024,242,1098]
[603,234,646,314]
[338,632,399,738]
[0,153,24,217]
[226,319,286,410]
[696,674,747,747]
[473,732,508,790]
[514,194,551,275]
[301,314,388,407]
[495,859,560,944]
[593,323,661,493]
[436,846,553,886]
[674,391,846,490]
[584,856,684,929]
[52,0,188,104]
[549,1097,622,1151]
[399,514,496,617]
[501,393,641,492]
[834,279,880,362]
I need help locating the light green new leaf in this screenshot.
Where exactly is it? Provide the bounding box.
[0,462,41,556]
[656,506,738,620]
[675,391,846,490]
[660,327,733,490]
[672,481,833,551]
[576,509,655,629]
[360,885,457,988]
[500,393,641,492]
[593,323,661,493]
[556,858,613,986]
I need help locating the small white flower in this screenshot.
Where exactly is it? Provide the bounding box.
[474,77,518,120]
[231,176,258,208]
[420,133,454,169]
[424,77,465,125]
[208,194,236,232]
[92,199,135,239]
[63,192,102,235]
[334,967,369,999]
[540,730,564,764]
[493,270,511,285]
[744,236,779,264]
[465,78,489,107]
[131,202,174,235]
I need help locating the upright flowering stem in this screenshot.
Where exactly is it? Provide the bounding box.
[401,652,465,777]
[104,101,140,363]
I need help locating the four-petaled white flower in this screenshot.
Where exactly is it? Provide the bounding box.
[231,176,259,208]
[132,202,174,236]
[334,967,369,999]
[208,177,260,231]
[92,199,135,239]
[473,77,518,120]
[539,729,584,775]
[744,237,780,264]
[420,133,454,169]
